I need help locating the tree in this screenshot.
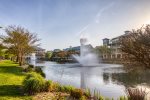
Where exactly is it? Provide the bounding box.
[120,25,150,68]
[95,45,111,58]
[0,44,6,59]
[45,51,53,60]
[1,25,40,66]
[66,49,79,58]
[57,51,67,58]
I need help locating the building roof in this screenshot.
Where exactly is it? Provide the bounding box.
[63,44,93,51]
[63,46,80,51]
[103,38,109,40]
[111,31,132,41]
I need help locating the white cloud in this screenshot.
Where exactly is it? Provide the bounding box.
[95,2,115,23]
[76,2,115,39]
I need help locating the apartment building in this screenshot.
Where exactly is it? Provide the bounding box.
[26,47,45,60]
[102,31,131,59]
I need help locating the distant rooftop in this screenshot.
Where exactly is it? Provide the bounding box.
[63,44,93,51]
[103,38,109,40]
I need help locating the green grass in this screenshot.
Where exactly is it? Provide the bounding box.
[0,60,32,100]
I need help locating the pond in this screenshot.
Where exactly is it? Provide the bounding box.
[35,61,150,99]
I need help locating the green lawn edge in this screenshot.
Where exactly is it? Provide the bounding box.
[0,60,32,100]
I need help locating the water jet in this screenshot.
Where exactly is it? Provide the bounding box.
[73,38,99,66]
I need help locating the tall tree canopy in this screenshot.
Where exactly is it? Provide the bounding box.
[0,44,6,59]
[45,51,53,60]
[120,25,150,68]
[95,45,111,58]
[1,25,40,66]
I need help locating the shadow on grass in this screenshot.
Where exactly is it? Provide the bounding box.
[0,85,32,99]
[0,85,23,96]
[0,66,24,76]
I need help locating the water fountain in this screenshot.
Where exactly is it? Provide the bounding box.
[73,38,99,66]
[30,53,36,66]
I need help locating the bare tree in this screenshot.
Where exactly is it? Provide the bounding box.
[120,25,150,68]
[1,25,40,66]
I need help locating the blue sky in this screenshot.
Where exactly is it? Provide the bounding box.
[0,0,150,50]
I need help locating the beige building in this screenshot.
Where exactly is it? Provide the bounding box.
[34,47,45,59]
[109,36,122,59]
[26,47,45,60]
[102,31,131,59]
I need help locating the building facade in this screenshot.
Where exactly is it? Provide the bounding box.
[63,46,80,53]
[102,38,110,46]
[34,47,46,59]
[109,36,122,59]
[102,31,131,59]
[26,47,45,60]
[63,44,93,54]
[53,49,61,52]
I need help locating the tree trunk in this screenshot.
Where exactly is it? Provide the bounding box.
[19,56,23,66]
[19,57,22,66]
[16,55,19,62]
[18,53,22,66]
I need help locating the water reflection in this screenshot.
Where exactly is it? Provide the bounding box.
[36,61,150,99]
[80,67,86,89]
[111,69,150,87]
[103,73,110,84]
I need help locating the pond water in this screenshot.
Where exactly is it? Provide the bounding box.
[35,61,150,99]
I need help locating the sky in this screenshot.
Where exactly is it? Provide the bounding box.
[0,0,150,50]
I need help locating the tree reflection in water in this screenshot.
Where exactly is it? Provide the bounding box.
[103,73,110,84]
[102,67,150,99]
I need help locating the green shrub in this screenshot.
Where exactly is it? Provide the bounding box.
[99,96,104,100]
[25,72,38,79]
[23,72,46,95]
[23,65,34,72]
[118,96,128,100]
[34,67,45,78]
[52,82,61,92]
[64,85,75,93]
[28,64,34,68]
[84,88,91,98]
[24,66,33,72]
[93,89,101,100]
[105,97,110,100]
[70,89,83,99]
[23,66,46,78]
[34,67,42,72]
[84,89,104,100]
[79,96,87,100]
[44,80,53,92]
[45,81,61,92]
[57,85,64,92]
[59,85,75,93]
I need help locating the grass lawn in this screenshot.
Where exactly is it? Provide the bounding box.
[0,60,32,100]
